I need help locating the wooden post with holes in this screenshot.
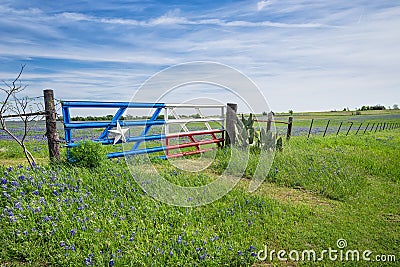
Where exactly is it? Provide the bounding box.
[286,116,293,140]
[323,120,330,137]
[225,103,237,146]
[43,89,60,161]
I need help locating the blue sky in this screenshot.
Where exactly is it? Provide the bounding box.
[0,0,399,113]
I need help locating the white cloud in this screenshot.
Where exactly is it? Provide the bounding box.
[257,0,271,11]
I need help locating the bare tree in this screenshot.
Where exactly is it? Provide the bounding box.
[0,65,45,167]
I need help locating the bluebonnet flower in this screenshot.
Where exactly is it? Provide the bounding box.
[3,192,11,199]
[85,257,93,266]
[23,230,28,236]
[53,190,59,196]
[11,180,19,187]
[109,259,114,267]
[200,252,208,260]
[70,229,77,236]
[21,191,25,196]
[238,250,242,256]
[15,202,23,210]
[1,178,6,184]
[18,175,25,181]
[169,251,173,256]
[44,216,50,222]
[177,236,182,244]
[33,190,39,196]
[7,166,13,172]
[249,245,255,251]
[275,166,279,174]
[60,241,65,247]
[251,252,257,257]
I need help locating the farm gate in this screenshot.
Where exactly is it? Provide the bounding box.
[61,101,225,159]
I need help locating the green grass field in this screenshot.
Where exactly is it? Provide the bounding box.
[1,111,399,266]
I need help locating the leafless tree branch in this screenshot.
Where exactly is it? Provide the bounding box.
[0,64,44,167]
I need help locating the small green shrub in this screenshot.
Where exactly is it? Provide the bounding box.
[68,140,106,168]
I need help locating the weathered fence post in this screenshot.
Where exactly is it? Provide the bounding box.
[266,112,273,132]
[346,122,353,136]
[323,120,330,137]
[336,121,343,136]
[370,123,375,132]
[363,122,369,134]
[375,123,380,132]
[307,119,314,138]
[43,89,60,161]
[355,122,363,135]
[225,103,237,146]
[286,116,293,141]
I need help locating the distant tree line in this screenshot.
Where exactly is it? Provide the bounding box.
[357,104,387,111]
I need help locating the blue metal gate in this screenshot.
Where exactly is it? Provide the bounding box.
[61,101,225,159]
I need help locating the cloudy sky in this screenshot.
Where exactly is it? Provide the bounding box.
[0,0,399,113]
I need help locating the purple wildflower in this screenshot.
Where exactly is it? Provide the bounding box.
[15,202,23,210]
[109,259,114,267]
[1,178,6,184]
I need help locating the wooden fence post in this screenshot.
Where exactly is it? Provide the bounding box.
[375,123,380,132]
[286,116,293,140]
[225,103,237,146]
[370,123,375,132]
[346,122,353,136]
[307,119,314,138]
[323,120,330,137]
[43,89,60,161]
[355,122,363,135]
[336,121,343,136]
[266,112,273,132]
[363,122,369,134]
